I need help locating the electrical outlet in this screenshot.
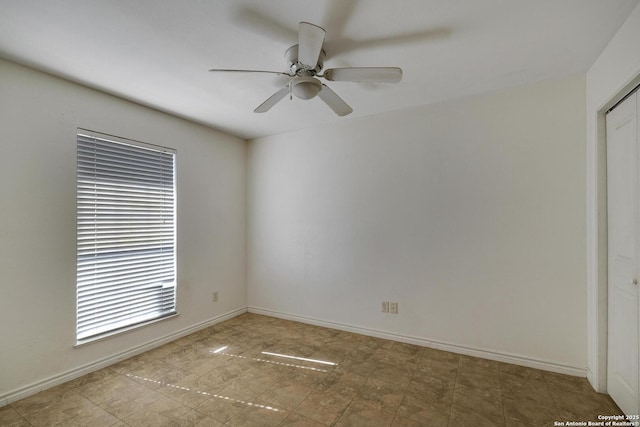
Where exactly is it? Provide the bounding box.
[382,301,389,313]
[212,291,219,302]
[390,302,398,314]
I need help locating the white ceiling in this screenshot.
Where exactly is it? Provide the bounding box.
[1,0,638,140]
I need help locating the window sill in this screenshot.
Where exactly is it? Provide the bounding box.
[74,312,179,347]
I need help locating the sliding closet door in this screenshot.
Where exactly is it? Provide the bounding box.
[606,89,639,416]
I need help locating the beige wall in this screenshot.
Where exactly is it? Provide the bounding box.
[248,75,587,372]
[0,59,247,403]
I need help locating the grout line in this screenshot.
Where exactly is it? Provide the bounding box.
[389,346,424,425]
[6,405,33,427]
[446,352,462,427]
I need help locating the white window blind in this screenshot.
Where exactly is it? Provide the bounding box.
[76,130,176,342]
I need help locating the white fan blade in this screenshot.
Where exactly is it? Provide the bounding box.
[254,86,290,113]
[298,22,326,68]
[209,69,292,76]
[323,67,403,83]
[318,84,353,116]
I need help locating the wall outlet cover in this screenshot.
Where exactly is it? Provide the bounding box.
[390,302,398,314]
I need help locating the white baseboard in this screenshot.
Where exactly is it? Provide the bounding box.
[1,307,247,407]
[248,306,587,378]
[586,366,595,389]
[586,366,607,393]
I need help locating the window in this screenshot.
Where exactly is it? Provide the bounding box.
[76,129,176,343]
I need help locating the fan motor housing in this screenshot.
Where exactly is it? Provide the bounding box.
[285,45,325,75]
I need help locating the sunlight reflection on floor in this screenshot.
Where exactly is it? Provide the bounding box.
[210,349,330,373]
[125,373,280,412]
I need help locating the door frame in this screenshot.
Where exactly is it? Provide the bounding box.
[589,73,640,394]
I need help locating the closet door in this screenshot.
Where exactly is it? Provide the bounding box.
[606,90,639,416]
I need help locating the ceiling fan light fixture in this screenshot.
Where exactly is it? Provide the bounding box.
[211,21,402,115]
[292,77,322,100]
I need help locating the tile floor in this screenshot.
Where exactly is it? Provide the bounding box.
[0,313,622,426]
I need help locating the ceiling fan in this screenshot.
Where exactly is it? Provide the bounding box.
[209,22,403,116]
